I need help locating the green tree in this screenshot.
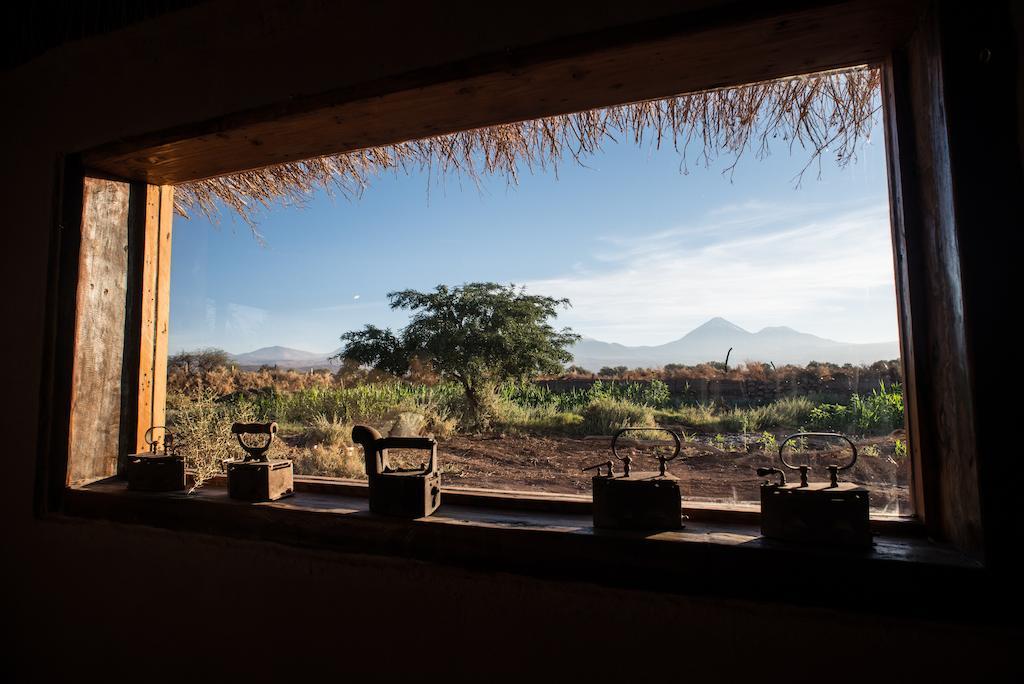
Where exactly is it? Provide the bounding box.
[335,283,579,425]
[169,347,232,374]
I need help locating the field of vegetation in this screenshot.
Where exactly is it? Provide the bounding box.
[166,356,909,512]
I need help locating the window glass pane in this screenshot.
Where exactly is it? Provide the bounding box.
[168,67,911,516]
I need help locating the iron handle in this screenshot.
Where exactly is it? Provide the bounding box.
[231,422,278,435]
[611,427,682,477]
[232,421,278,462]
[375,436,438,474]
[142,425,176,455]
[777,432,857,484]
[756,466,787,486]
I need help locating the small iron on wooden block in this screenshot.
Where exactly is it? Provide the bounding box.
[584,427,684,531]
[226,422,294,502]
[757,432,871,548]
[127,426,185,492]
[352,425,440,518]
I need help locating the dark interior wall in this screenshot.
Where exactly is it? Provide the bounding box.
[2,1,1021,679]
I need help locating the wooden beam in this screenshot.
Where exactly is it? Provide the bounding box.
[134,186,158,453]
[68,178,131,484]
[133,185,173,452]
[884,8,983,557]
[153,185,173,437]
[64,481,985,623]
[81,0,918,184]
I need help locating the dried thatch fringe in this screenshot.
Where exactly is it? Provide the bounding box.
[174,66,880,233]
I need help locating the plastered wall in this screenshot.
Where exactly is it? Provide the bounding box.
[2,2,1021,679]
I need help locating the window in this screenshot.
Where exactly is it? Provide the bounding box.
[154,65,912,518]
[51,0,987,565]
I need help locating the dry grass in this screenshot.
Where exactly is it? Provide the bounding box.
[289,444,365,479]
[174,67,880,233]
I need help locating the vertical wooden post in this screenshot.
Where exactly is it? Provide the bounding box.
[883,6,984,558]
[134,185,173,453]
[68,178,132,484]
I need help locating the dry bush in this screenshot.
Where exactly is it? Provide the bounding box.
[580,397,656,435]
[289,445,365,479]
[165,388,258,491]
[168,366,337,395]
[299,412,351,448]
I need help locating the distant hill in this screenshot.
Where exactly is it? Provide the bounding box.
[230,346,338,370]
[570,317,899,370]
[230,318,899,371]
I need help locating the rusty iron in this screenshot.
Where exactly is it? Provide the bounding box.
[757,432,871,548]
[352,425,441,518]
[126,426,185,492]
[584,427,684,531]
[226,421,294,501]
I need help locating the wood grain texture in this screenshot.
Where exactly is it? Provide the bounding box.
[68,178,130,484]
[151,185,173,436]
[82,0,917,184]
[882,61,930,523]
[133,185,159,453]
[930,1,1024,571]
[884,8,983,556]
[63,480,984,622]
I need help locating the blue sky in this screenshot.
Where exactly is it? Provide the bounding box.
[169,124,896,355]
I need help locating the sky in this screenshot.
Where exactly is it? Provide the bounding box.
[168,120,897,355]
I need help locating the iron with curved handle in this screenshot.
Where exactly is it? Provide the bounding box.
[143,425,176,455]
[611,427,682,477]
[231,421,278,462]
[778,432,857,487]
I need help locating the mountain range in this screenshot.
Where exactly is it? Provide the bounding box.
[568,317,898,370]
[230,345,341,370]
[227,317,899,371]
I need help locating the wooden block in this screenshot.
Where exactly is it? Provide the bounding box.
[760,482,871,548]
[226,460,294,502]
[126,453,185,492]
[369,471,441,518]
[592,472,682,531]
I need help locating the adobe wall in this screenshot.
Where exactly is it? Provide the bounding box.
[2,1,1021,679]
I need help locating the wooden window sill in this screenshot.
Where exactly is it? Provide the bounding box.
[62,478,985,621]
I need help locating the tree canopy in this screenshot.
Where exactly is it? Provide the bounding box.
[336,283,579,423]
[169,347,232,374]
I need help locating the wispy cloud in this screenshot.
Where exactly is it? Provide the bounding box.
[525,200,898,346]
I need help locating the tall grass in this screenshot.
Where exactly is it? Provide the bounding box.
[654,396,815,432]
[806,382,904,435]
[500,379,671,412]
[235,382,462,425]
[179,376,904,441]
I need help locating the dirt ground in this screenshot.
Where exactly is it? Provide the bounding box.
[434,432,911,515]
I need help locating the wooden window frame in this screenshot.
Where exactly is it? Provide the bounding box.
[36,0,993,585]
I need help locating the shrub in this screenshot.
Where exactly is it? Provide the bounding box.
[166,387,257,491]
[807,383,904,434]
[300,412,350,448]
[580,397,655,435]
[290,444,365,479]
[494,400,584,434]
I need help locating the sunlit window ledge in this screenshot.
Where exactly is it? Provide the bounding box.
[62,476,983,620]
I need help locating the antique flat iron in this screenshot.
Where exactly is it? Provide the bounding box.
[226,421,294,502]
[352,425,440,518]
[126,426,185,492]
[757,432,871,548]
[584,427,683,530]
